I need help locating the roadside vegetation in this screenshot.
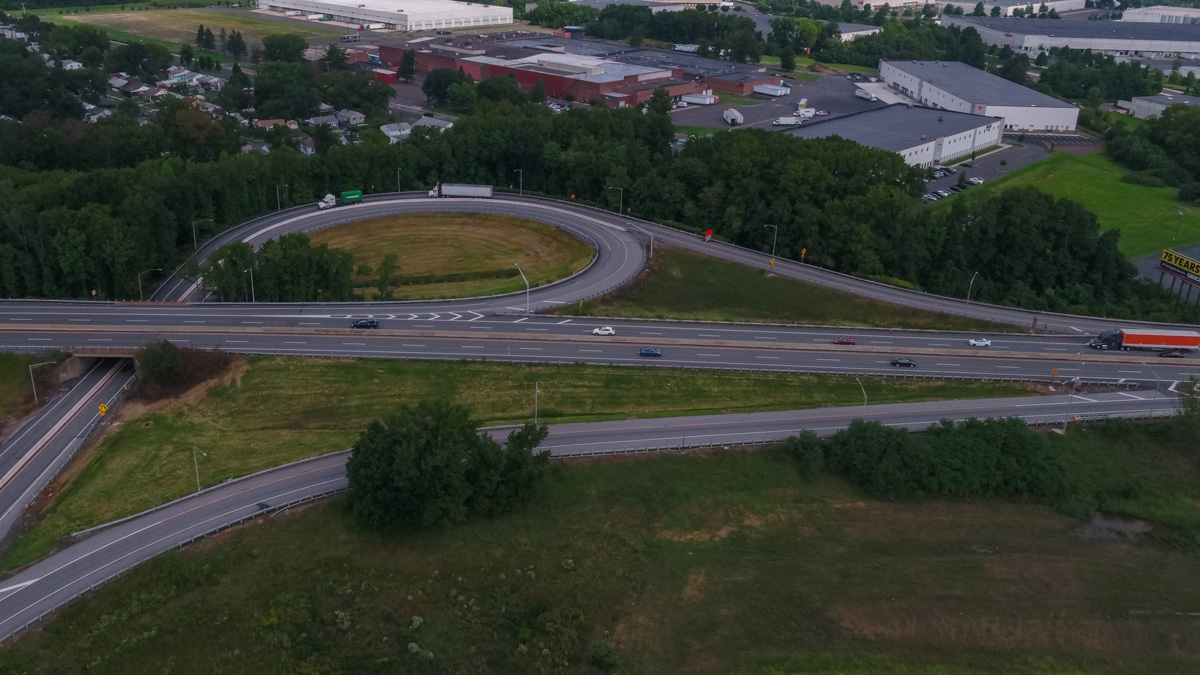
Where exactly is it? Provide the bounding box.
[0,353,63,424]
[574,247,1009,331]
[0,356,1037,570]
[308,213,593,301]
[5,414,1200,673]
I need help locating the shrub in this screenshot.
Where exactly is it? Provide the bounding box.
[783,431,824,479]
[589,639,617,669]
[134,341,234,400]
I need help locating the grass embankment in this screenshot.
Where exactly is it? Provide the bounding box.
[0,356,1035,570]
[308,213,594,301]
[0,354,39,425]
[57,8,343,45]
[935,153,1200,259]
[6,419,1200,673]
[573,247,1009,331]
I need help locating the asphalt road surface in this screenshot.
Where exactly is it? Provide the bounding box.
[0,389,1174,644]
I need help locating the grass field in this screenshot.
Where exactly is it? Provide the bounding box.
[0,357,1035,571]
[55,8,342,47]
[0,354,40,425]
[935,153,1200,259]
[308,212,593,301]
[6,422,1200,673]
[572,247,1009,331]
[760,54,878,74]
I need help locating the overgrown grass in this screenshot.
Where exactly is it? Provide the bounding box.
[716,91,762,106]
[933,152,1200,259]
[572,247,1010,331]
[5,433,1200,673]
[0,356,1034,571]
[0,353,39,424]
[307,212,594,300]
[57,7,343,45]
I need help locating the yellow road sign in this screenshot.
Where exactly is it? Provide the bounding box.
[98,404,108,416]
[770,257,775,267]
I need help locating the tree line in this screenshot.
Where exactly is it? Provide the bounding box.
[198,233,355,303]
[1104,103,1200,206]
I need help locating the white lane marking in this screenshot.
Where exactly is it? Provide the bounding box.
[402,344,425,347]
[697,353,721,357]
[461,345,485,349]
[241,321,263,325]
[993,346,1011,350]
[0,579,40,596]
[1117,392,1146,400]
[640,332,662,335]
[183,320,205,324]
[928,343,951,347]
[526,328,548,332]
[506,307,524,312]
[817,358,839,362]
[470,326,492,330]
[519,347,542,351]
[755,336,778,341]
[343,342,366,346]
[756,356,780,360]
[67,318,90,322]
[1118,370,1142,374]
[125,319,148,323]
[995,366,1021,369]
[1070,326,1084,333]
[8,318,31,321]
[87,339,111,342]
[872,341,893,344]
[297,322,320,326]
[226,340,248,343]
[699,334,720,338]
[936,363,960,366]
[27,338,50,341]
[514,317,529,323]
[545,301,566,305]
[284,341,307,345]
[1046,348,1068,351]
[579,349,602,353]
[415,324,435,328]
[171,340,189,343]
[557,319,572,324]
[1072,396,1099,402]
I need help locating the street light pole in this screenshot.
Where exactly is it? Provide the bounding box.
[276,184,287,212]
[534,381,539,425]
[763,224,778,258]
[1063,354,1084,430]
[192,446,207,492]
[191,218,213,253]
[137,268,161,302]
[397,167,402,193]
[244,267,256,303]
[966,271,980,303]
[1149,366,1163,419]
[605,186,623,214]
[28,361,56,405]
[514,169,523,196]
[854,377,867,412]
[513,263,530,315]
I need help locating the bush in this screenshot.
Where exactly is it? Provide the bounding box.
[134,341,234,400]
[783,431,824,479]
[589,639,617,669]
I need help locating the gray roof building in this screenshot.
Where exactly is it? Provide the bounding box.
[1125,93,1200,119]
[881,60,1073,109]
[787,104,1001,154]
[942,16,1200,57]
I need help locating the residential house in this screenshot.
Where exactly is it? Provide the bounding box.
[306,114,339,128]
[412,115,453,133]
[61,59,82,71]
[380,122,412,144]
[229,112,249,126]
[241,141,271,155]
[108,74,151,98]
[0,24,28,41]
[300,137,316,155]
[255,118,286,130]
[336,109,365,126]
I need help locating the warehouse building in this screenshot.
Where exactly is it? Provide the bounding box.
[1122,6,1200,25]
[264,0,513,31]
[941,0,1085,17]
[787,104,1004,168]
[1122,93,1200,119]
[880,60,1079,132]
[942,16,1200,58]
[837,22,881,41]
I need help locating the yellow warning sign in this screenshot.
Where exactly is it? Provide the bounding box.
[98,404,108,416]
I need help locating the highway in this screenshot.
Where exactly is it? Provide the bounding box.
[0,389,1175,644]
[0,360,134,546]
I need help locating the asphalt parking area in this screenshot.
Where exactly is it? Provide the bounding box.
[670,72,888,130]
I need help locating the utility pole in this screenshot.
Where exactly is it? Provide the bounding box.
[192,446,207,492]
[1149,366,1163,419]
[513,169,523,196]
[513,263,529,315]
[763,224,778,258]
[137,268,161,302]
[966,271,979,303]
[28,361,56,405]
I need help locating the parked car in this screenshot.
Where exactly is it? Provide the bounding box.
[943,166,956,174]
[960,162,974,168]
[639,347,662,357]
[948,185,964,192]
[833,336,857,345]
[936,189,951,198]
[815,110,830,116]
[352,318,378,329]
[592,326,616,336]
[968,177,985,185]
[1159,348,1188,358]
[891,357,917,367]
[968,337,992,347]
[923,193,939,201]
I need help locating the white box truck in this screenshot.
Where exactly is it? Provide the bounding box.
[855,89,878,102]
[681,93,716,105]
[773,116,801,126]
[753,84,789,97]
[723,108,743,126]
[429,184,494,198]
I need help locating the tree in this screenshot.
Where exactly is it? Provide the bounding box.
[476,74,526,106]
[375,253,397,299]
[779,45,795,72]
[990,5,1001,15]
[972,1,985,15]
[422,67,463,104]
[629,27,643,48]
[398,49,416,82]
[202,27,215,52]
[320,43,347,70]
[217,62,252,110]
[218,27,227,54]
[648,87,672,115]
[135,339,184,386]
[227,30,246,61]
[1034,51,1048,67]
[529,77,546,103]
[179,43,194,66]
[262,33,308,62]
[195,24,205,48]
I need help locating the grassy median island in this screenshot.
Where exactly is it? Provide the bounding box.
[0,357,1037,571]
[5,422,1200,674]
[572,247,1009,331]
[308,212,594,300]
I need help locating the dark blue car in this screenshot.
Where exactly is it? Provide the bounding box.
[639,347,662,357]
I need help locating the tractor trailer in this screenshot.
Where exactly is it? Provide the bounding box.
[428,183,494,198]
[317,190,363,209]
[723,108,743,126]
[1088,328,1200,352]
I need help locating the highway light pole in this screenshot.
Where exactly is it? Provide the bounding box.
[1149,366,1163,419]
[513,169,523,196]
[192,446,207,492]
[966,271,979,303]
[605,186,623,214]
[854,377,867,410]
[137,268,161,302]
[275,184,287,212]
[763,224,778,258]
[397,167,401,193]
[190,219,212,253]
[244,267,256,303]
[28,361,56,405]
[1063,354,1084,430]
[513,263,530,315]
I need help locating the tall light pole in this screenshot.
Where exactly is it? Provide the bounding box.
[605,186,623,214]
[513,263,530,315]
[192,446,207,492]
[854,377,867,412]
[534,381,540,425]
[275,184,287,212]
[966,271,980,303]
[244,267,256,303]
[28,361,56,405]
[1149,366,1163,419]
[629,224,654,259]
[1063,354,1084,430]
[513,169,523,196]
[763,223,778,258]
[397,167,402,193]
[1175,209,1185,244]
[137,268,161,302]
[191,218,212,252]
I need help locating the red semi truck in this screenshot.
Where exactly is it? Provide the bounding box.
[1088,328,1200,352]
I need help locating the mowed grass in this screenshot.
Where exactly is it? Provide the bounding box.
[0,357,1035,571]
[307,213,594,300]
[574,247,1010,331]
[935,152,1200,259]
[59,8,342,45]
[6,444,1200,673]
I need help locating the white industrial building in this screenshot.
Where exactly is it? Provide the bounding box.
[788,104,1004,168]
[1122,6,1200,25]
[837,22,881,41]
[880,60,1079,132]
[1122,93,1200,119]
[942,16,1200,58]
[264,0,513,31]
[941,0,1085,17]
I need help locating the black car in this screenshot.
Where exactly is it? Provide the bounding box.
[352,318,379,329]
[891,357,917,367]
[1159,349,1188,358]
[639,347,662,357]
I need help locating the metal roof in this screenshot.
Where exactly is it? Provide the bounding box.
[948,16,1200,40]
[1134,93,1200,107]
[883,60,1075,108]
[786,104,1002,153]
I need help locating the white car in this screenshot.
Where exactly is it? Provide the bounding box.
[968,338,992,347]
[592,326,616,336]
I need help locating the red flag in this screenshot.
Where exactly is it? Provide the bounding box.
[704,229,713,242]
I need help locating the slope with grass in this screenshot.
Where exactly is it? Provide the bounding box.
[934,153,1199,259]
[4,424,1200,674]
[0,353,40,425]
[56,8,343,46]
[0,356,1035,571]
[572,247,1009,331]
[307,213,594,300]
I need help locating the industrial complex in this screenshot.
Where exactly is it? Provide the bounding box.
[879,60,1079,132]
[942,16,1200,58]
[786,104,1004,168]
[1121,93,1200,119]
[263,0,513,31]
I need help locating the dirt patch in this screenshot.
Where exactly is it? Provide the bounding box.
[118,357,248,421]
[681,569,706,601]
[1075,513,1151,541]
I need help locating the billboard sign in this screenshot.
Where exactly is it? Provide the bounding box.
[1161,249,1200,284]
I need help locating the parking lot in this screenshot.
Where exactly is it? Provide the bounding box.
[669,72,887,130]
